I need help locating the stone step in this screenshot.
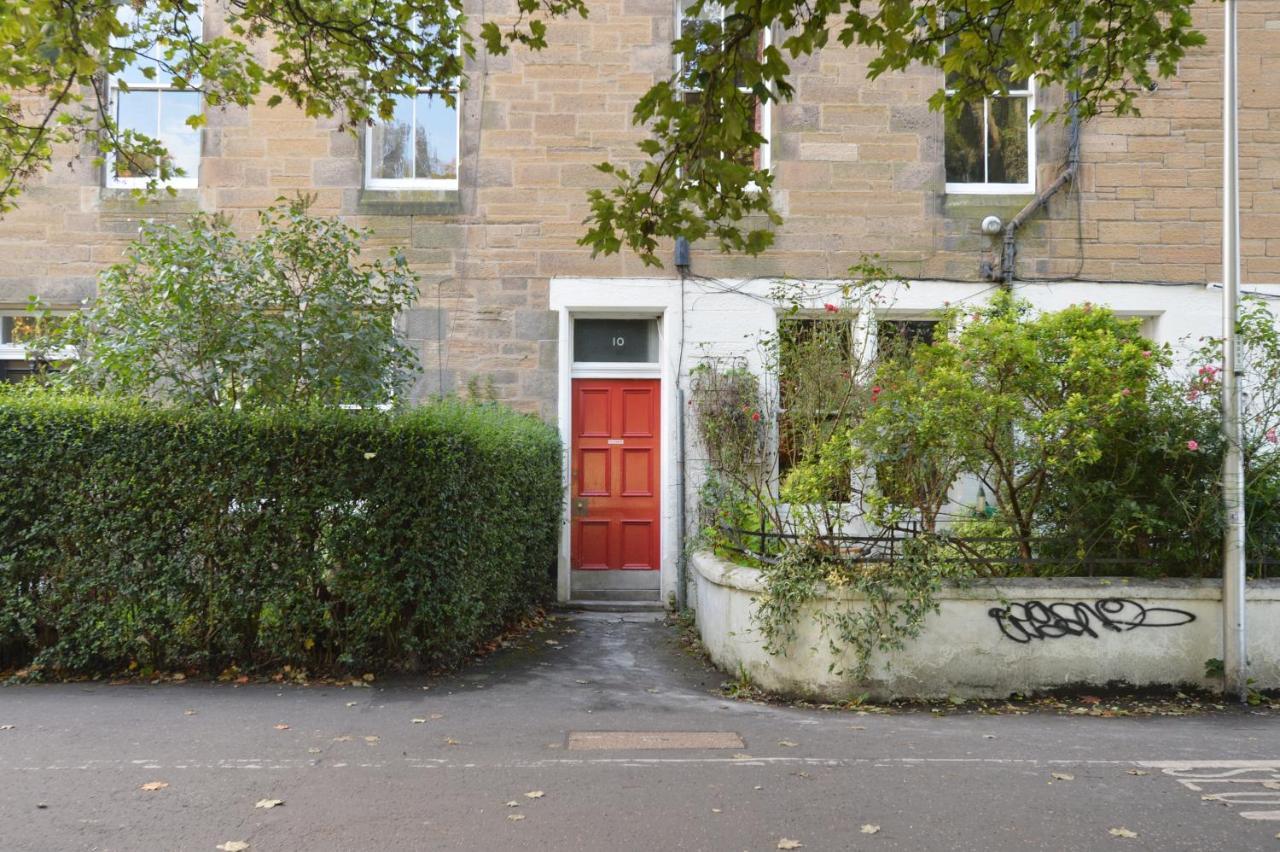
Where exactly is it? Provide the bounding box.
[560,599,667,613]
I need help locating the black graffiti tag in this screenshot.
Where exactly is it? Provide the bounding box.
[988,598,1197,644]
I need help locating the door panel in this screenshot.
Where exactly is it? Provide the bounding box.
[571,379,660,571]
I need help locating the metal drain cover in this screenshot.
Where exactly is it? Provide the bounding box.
[567,731,745,751]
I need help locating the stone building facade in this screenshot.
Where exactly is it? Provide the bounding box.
[2,1,1278,415]
[1,1,1277,601]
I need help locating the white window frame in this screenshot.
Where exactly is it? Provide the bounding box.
[675,0,772,173]
[364,37,462,193]
[105,7,202,190]
[943,81,1036,196]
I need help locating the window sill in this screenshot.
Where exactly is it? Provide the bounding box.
[356,187,462,217]
[942,191,1040,216]
[97,186,201,214]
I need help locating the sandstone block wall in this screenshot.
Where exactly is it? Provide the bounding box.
[1,1,1276,417]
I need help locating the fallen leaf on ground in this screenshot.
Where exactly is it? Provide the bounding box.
[216,843,249,852]
[1109,827,1138,838]
[430,713,443,720]
[1051,773,1075,781]
[849,725,866,731]
[1081,695,1103,705]
[183,709,197,716]
[0,725,14,730]
[254,799,284,809]
[575,680,589,685]
[777,839,802,849]
[525,791,544,799]
[505,801,520,808]
[411,718,427,724]
[364,736,380,744]
[544,640,559,646]
[345,702,358,707]
[778,741,798,748]
[507,814,525,821]
[307,748,321,754]
[444,737,460,746]
[1126,769,1149,776]
[711,808,721,813]
[273,724,289,731]
[362,673,375,682]
[861,824,880,834]
[139,781,168,791]
[332,736,352,742]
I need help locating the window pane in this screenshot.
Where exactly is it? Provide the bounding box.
[2,315,61,345]
[116,90,159,178]
[877,319,936,359]
[573,318,657,363]
[414,94,458,181]
[988,96,1029,184]
[159,91,201,177]
[679,16,719,88]
[944,100,983,183]
[777,318,853,498]
[370,96,413,180]
[115,7,202,87]
[727,92,763,169]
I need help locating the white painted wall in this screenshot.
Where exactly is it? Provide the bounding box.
[692,550,1280,700]
[550,275,1274,603]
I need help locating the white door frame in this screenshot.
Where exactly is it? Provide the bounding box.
[551,280,681,603]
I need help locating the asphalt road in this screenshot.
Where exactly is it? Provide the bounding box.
[1,611,1277,851]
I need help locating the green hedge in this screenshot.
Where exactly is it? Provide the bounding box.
[0,393,562,676]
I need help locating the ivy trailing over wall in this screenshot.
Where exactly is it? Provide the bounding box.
[753,540,977,681]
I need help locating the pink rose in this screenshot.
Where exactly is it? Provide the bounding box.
[1187,440,1199,452]
[824,303,839,313]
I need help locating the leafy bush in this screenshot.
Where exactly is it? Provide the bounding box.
[33,198,420,410]
[0,391,561,676]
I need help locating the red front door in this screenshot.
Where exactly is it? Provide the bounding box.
[571,379,660,571]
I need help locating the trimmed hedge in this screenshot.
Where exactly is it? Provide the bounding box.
[0,392,562,675]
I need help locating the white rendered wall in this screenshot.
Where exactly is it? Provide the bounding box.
[550,276,1266,603]
[693,551,1280,700]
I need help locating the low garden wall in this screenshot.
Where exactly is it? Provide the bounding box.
[0,394,562,676]
[692,551,1280,700]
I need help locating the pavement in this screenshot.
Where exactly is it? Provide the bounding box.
[1,610,1278,851]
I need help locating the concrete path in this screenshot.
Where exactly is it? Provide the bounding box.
[1,611,1277,851]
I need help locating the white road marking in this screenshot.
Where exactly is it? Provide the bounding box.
[1142,762,1280,825]
[9,755,1278,772]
